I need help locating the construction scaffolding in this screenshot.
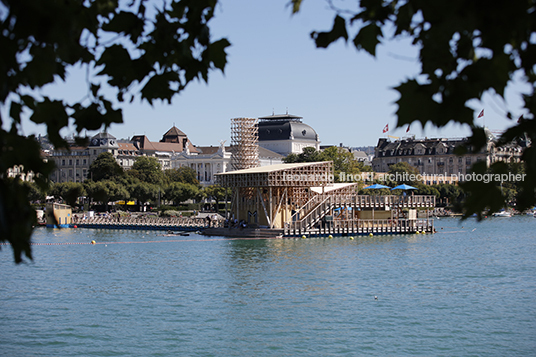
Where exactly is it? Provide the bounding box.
[230,117,259,170]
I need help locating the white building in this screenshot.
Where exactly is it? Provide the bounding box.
[257,113,320,156]
[172,142,283,186]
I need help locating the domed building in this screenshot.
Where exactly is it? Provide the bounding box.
[257,113,320,156]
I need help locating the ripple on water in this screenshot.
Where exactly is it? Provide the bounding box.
[1,219,535,356]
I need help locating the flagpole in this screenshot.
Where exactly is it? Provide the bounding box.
[478,109,485,128]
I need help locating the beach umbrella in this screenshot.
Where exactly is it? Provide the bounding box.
[391,184,417,190]
[363,184,390,190]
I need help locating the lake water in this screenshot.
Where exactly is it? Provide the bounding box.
[1,216,535,356]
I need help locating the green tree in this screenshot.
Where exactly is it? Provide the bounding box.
[283,147,322,163]
[291,0,536,218]
[88,152,124,182]
[203,184,231,211]
[283,146,363,182]
[321,146,361,181]
[388,162,422,186]
[298,147,323,162]
[86,180,128,209]
[1,0,229,262]
[164,166,199,185]
[112,174,141,188]
[435,183,464,207]
[165,182,199,205]
[415,184,440,199]
[130,182,160,205]
[128,156,164,185]
[24,181,47,203]
[282,153,299,163]
[50,182,86,207]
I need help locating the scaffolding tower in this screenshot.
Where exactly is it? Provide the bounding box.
[230,117,259,170]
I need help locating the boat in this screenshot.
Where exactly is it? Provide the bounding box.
[492,210,512,217]
[166,230,190,236]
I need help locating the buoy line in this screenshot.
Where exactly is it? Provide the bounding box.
[435,230,470,234]
[0,234,369,246]
[1,236,286,246]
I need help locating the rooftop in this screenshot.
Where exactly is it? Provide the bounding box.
[216,161,327,176]
[258,113,303,122]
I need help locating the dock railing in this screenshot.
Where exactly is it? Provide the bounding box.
[285,218,434,237]
[285,194,435,236]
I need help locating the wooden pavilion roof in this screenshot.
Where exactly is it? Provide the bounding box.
[216,161,333,188]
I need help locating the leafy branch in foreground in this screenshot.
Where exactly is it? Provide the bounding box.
[291,0,536,217]
[0,0,229,262]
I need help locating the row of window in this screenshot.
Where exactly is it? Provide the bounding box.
[59,159,88,166]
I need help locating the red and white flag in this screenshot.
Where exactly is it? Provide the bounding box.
[478,109,484,118]
[406,125,410,133]
[382,124,389,133]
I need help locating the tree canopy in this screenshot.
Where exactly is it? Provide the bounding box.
[88,152,124,181]
[164,182,199,205]
[283,146,366,182]
[291,0,536,217]
[164,166,199,185]
[128,156,164,185]
[388,162,421,186]
[50,182,86,208]
[0,0,229,262]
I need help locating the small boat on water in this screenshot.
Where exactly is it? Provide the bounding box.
[492,210,512,217]
[166,230,190,236]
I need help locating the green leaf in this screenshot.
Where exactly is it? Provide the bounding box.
[289,0,303,14]
[352,23,383,56]
[96,44,136,89]
[140,72,179,105]
[9,101,22,124]
[30,98,69,148]
[102,11,145,43]
[312,15,348,48]
[208,38,231,71]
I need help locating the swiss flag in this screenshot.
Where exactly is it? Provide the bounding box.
[382,124,389,133]
[478,109,484,118]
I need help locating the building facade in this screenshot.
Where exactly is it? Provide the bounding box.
[372,131,526,175]
[49,125,284,186]
[172,142,283,186]
[257,113,320,156]
[50,127,195,183]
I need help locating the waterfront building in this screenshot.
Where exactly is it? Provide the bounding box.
[50,126,196,183]
[171,142,283,186]
[51,142,91,183]
[257,113,320,156]
[372,130,526,175]
[50,124,284,185]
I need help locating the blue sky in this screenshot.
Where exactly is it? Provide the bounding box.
[12,0,530,147]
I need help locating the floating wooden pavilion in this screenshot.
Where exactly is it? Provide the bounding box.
[204,161,436,238]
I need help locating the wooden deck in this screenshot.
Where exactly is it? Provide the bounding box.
[285,218,434,237]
